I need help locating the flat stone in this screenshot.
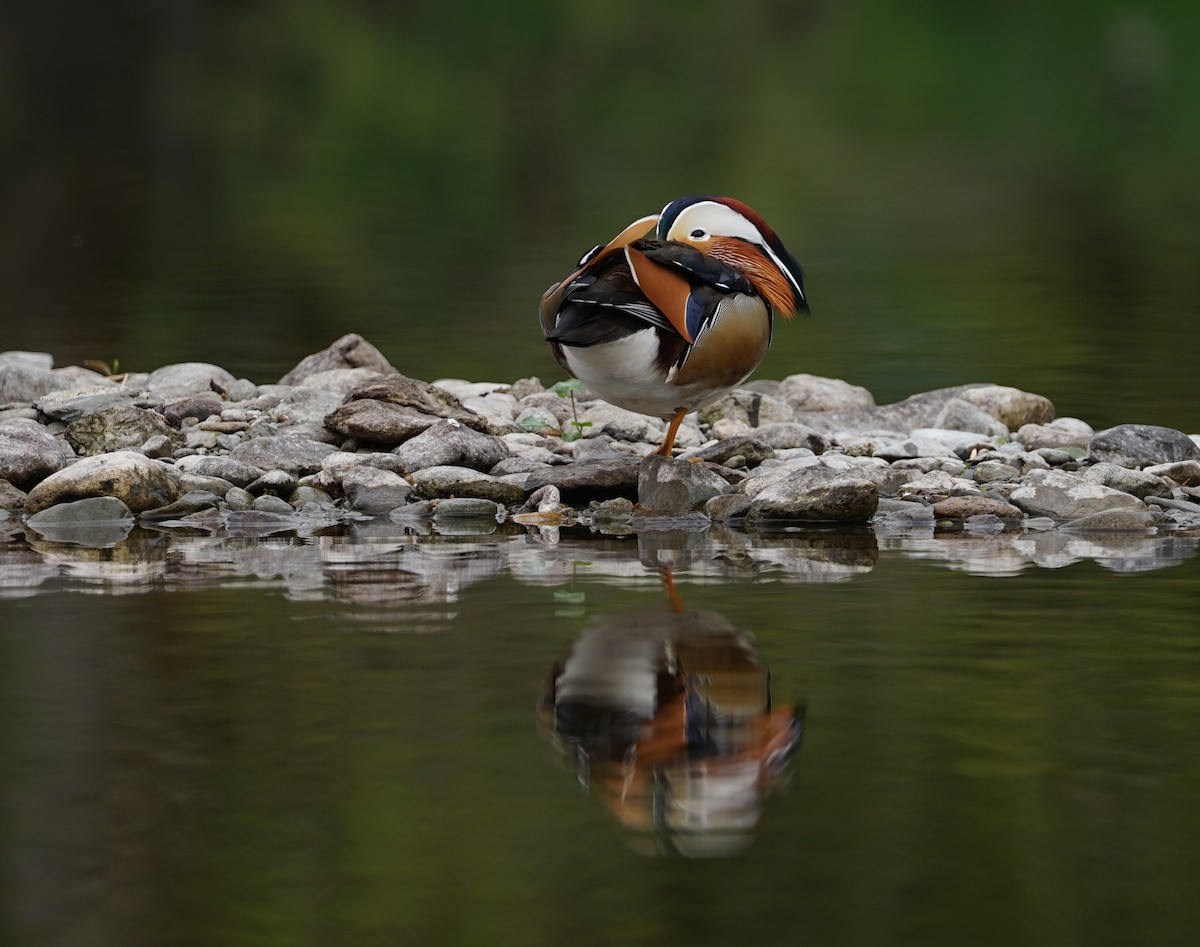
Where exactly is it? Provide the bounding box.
[1008,468,1146,520]
[35,386,135,422]
[278,333,397,385]
[745,467,879,523]
[24,451,182,514]
[392,419,511,474]
[138,491,225,521]
[0,419,76,489]
[751,422,828,452]
[637,455,729,513]
[229,433,340,475]
[958,385,1055,430]
[932,495,1024,519]
[1141,460,1200,486]
[1017,418,1093,450]
[520,458,642,503]
[160,394,225,426]
[324,374,487,444]
[1081,462,1172,499]
[1088,423,1200,469]
[432,497,501,519]
[409,465,526,506]
[680,436,775,467]
[251,495,295,515]
[65,404,183,457]
[1060,508,1156,531]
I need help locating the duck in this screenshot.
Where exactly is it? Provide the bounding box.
[540,195,808,456]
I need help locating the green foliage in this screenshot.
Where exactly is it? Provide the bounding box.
[553,379,592,442]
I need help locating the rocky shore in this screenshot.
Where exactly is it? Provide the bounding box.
[2,333,1199,539]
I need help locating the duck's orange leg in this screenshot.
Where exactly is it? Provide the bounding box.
[652,408,687,457]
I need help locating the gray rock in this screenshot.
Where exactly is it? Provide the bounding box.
[751,421,828,452]
[392,419,511,474]
[931,496,1025,519]
[0,479,28,509]
[0,361,75,403]
[229,433,340,474]
[141,434,177,458]
[224,487,254,510]
[971,460,1020,484]
[1088,423,1200,469]
[963,514,1007,535]
[1141,460,1200,485]
[295,367,384,396]
[745,467,879,523]
[27,496,134,525]
[637,455,729,513]
[324,374,486,444]
[433,497,501,519]
[0,419,75,488]
[1016,418,1093,450]
[1061,508,1156,531]
[268,386,345,426]
[25,496,135,547]
[340,465,413,514]
[934,398,1009,438]
[173,454,266,487]
[795,384,1052,436]
[252,495,295,515]
[246,470,299,497]
[777,373,875,412]
[0,351,54,371]
[680,436,774,468]
[705,493,752,522]
[279,333,397,385]
[160,393,225,426]
[35,385,134,422]
[1081,462,1172,500]
[223,378,259,402]
[519,458,642,503]
[24,451,182,514]
[65,404,183,457]
[410,465,526,506]
[575,402,668,444]
[698,388,794,429]
[145,362,237,399]
[1008,468,1146,520]
[139,491,225,521]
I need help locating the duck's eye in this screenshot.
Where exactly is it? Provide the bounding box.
[690,229,706,239]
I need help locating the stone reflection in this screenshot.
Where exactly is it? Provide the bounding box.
[538,573,804,857]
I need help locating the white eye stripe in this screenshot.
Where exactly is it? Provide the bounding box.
[666,201,767,245]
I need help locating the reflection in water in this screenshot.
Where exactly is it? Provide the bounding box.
[538,574,804,857]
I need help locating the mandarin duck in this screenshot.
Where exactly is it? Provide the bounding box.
[540,195,807,456]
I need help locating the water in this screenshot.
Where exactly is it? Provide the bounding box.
[2,520,1198,946]
[5,4,1200,943]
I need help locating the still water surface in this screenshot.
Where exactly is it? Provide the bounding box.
[2,520,1198,946]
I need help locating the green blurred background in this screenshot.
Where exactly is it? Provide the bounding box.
[2,1,1197,430]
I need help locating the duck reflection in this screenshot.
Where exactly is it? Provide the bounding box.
[539,573,804,857]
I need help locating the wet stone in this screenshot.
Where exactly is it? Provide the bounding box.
[139,491,225,521]
[1008,468,1146,520]
[340,465,413,515]
[432,497,501,519]
[637,455,729,513]
[173,454,266,487]
[932,495,1025,520]
[410,465,526,506]
[251,494,295,515]
[24,450,182,515]
[247,470,298,497]
[1060,508,1156,531]
[392,419,511,474]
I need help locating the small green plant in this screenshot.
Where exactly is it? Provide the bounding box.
[553,379,592,442]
